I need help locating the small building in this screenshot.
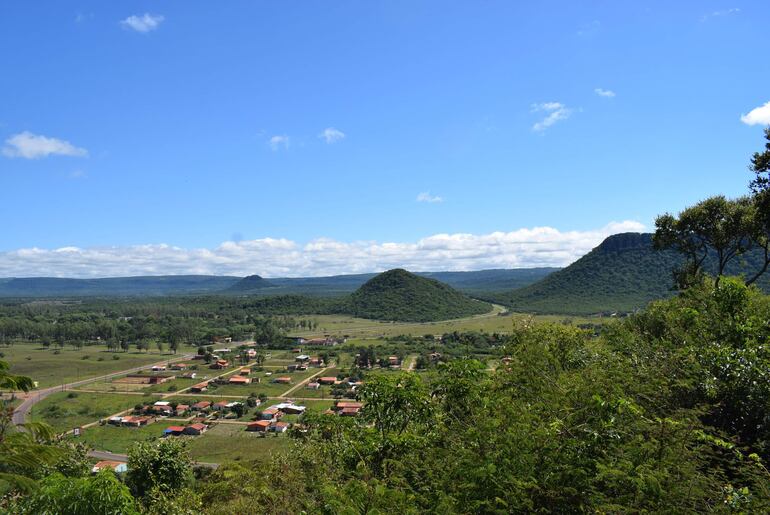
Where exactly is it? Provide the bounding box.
[239,368,250,376]
[212,401,229,411]
[341,407,360,417]
[122,416,153,427]
[181,372,197,379]
[388,356,399,366]
[170,363,189,370]
[295,354,311,363]
[318,377,337,385]
[151,365,167,372]
[246,349,257,359]
[272,402,306,415]
[92,460,127,474]
[270,421,289,433]
[247,420,271,432]
[309,358,323,367]
[190,381,209,393]
[153,404,173,415]
[260,408,281,420]
[306,382,320,390]
[107,416,124,426]
[183,423,207,435]
[191,401,212,411]
[175,404,190,416]
[229,375,251,385]
[273,376,292,384]
[210,359,229,370]
[163,426,185,436]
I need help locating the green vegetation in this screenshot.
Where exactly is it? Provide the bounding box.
[343,269,492,322]
[1,345,167,388]
[185,424,292,464]
[225,274,274,292]
[30,392,137,432]
[489,232,770,315]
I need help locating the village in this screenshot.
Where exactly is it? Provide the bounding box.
[43,341,411,471]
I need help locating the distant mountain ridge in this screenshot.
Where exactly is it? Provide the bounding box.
[0,268,556,298]
[486,232,770,315]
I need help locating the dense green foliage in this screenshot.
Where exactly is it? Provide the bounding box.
[191,280,770,513]
[342,269,492,322]
[488,232,770,315]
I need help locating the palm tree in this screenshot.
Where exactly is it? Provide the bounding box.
[0,360,62,493]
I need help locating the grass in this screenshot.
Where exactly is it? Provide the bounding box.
[72,423,162,453]
[185,423,292,463]
[1,344,176,389]
[285,309,594,340]
[29,391,139,432]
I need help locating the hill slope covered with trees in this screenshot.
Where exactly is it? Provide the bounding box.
[343,269,492,322]
[489,232,770,315]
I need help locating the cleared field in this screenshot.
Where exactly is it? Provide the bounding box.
[2,344,178,388]
[185,423,292,463]
[72,423,162,453]
[29,391,139,432]
[288,309,593,340]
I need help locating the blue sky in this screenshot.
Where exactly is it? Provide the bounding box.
[1,1,769,277]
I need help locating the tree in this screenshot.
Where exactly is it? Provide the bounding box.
[654,196,754,288]
[20,470,139,515]
[126,439,193,498]
[156,341,164,354]
[749,127,770,193]
[254,317,284,346]
[169,340,178,354]
[120,340,130,353]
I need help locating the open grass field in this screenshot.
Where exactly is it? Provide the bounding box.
[287,309,594,340]
[72,423,162,453]
[29,391,139,432]
[2,344,178,388]
[185,423,293,464]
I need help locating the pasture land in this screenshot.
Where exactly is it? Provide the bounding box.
[2,344,177,388]
[29,391,138,432]
[185,423,292,464]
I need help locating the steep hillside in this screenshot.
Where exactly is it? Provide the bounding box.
[343,269,492,322]
[489,232,770,315]
[225,274,274,292]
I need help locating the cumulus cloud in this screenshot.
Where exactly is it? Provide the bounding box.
[416,192,444,203]
[121,13,164,32]
[531,102,573,132]
[594,88,616,98]
[2,132,88,159]
[269,135,290,151]
[741,101,770,126]
[0,221,646,278]
[319,127,345,144]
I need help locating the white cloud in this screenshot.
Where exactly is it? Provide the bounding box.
[269,135,290,151]
[594,88,616,98]
[741,101,770,126]
[2,132,88,159]
[701,8,740,22]
[0,221,646,278]
[416,192,444,203]
[69,170,87,179]
[120,13,164,33]
[531,102,573,132]
[319,127,345,144]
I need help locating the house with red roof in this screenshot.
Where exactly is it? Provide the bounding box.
[183,423,208,435]
[246,420,271,432]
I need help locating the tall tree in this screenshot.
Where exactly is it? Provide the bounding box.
[654,196,753,288]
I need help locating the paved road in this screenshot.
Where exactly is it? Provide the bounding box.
[12,353,195,426]
[87,449,219,469]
